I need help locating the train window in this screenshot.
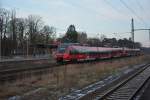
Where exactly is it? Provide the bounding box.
[57,47,66,53]
[57,44,70,53]
[57,43,80,53]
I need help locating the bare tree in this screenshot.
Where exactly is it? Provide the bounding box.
[9,9,17,55]
[0,8,58,56]
[0,9,2,58]
[26,15,44,55]
[0,8,10,56]
[0,8,10,39]
[77,32,87,44]
[0,9,3,42]
[100,34,106,42]
[27,15,43,45]
[41,25,56,44]
[15,18,27,55]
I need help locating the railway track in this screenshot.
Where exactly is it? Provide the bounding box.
[0,58,53,70]
[0,63,59,84]
[0,56,143,84]
[0,56,129,74]
[79,64,150,100]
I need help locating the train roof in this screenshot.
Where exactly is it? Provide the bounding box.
[58,43,80,47]
[123,48,140,51]
[69,46,122,53]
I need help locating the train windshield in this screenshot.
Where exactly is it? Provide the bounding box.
[57,43,80,53]
[57,44,69,53]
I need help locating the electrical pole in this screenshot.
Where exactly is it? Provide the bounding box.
[0,30,1,60]
[0,15,2,60]
[26,32,29,58]
[27,38,29,57]
[131,18,134,42]
[96,33,99,51]
[149,29,150,41]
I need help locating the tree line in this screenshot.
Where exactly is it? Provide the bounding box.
[87,37,141,48]
[60,25,141,48]
[0,8,56,56]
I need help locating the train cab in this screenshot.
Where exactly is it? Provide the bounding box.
[55,43,80,63]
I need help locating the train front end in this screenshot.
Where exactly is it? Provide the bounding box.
[55,44,67,63]
[55,43,79,63]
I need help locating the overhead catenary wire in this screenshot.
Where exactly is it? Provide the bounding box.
[136,0,144,11]
[135,0,149,28]
[119,0,149,28]
[103,0,130,18]
[103,0,121,14]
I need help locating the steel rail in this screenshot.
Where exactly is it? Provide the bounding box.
[96,64,150,100]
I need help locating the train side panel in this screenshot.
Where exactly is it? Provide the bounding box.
[55,45,141,63]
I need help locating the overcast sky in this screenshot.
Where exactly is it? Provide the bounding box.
[1,0,150,47]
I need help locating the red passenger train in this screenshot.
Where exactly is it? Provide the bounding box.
[54,43,141,63]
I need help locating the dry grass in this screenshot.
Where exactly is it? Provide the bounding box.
[0,55,150,100]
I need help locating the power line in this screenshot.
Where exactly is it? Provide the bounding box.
[119,0,148,28]
[135,0,149,27]
[103,0,121,14]
[104,0,131,19]
[120,0,148,27]
[136,0,144,11]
